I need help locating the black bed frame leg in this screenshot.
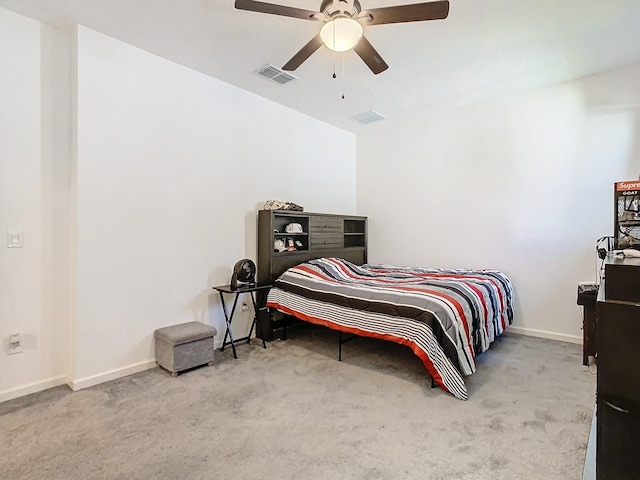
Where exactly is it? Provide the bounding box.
[431,376,437,389]
[338,331,359,361]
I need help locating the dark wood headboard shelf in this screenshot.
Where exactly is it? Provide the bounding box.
[257,209,368,340]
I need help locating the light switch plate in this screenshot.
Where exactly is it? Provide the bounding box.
[7,230,24,248]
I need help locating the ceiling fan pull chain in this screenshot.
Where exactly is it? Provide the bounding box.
[341,55,346,99]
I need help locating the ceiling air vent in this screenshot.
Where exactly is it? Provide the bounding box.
[351,110,386,125]
[256,64,298,85]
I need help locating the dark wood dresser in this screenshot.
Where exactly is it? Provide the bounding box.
[595,254,640,479]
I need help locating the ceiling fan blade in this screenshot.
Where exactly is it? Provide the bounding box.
[235,0,319,20]
[361,0,449,26]
[353,36,389,75]
[282,35,323,71]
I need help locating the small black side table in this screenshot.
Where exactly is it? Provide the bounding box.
[213,283,271,359]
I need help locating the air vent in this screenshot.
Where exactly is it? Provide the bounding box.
[351,110,386,125]
[256,64,298,85]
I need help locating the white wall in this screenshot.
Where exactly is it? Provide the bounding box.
[71,26,356,387]
[357,63,640,342]
[0,8,70,400]
[41,19,73,400]
[0,15,356,399]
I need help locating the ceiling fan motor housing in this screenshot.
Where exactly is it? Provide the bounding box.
[320,0,361,18]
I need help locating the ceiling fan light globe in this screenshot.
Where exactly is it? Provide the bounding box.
[320,17,363,52]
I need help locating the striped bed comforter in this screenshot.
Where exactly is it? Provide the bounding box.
[266,257,514,400]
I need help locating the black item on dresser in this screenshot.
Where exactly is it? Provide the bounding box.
[257,209,367,340]
[595,254,640,479]
[603,255,640,302]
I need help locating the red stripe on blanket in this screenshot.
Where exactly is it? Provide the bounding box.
[412,272,506,314]
[370,268,506,328]
[467,283,489,336]
[383,284,473,358]
[294,265,336,282]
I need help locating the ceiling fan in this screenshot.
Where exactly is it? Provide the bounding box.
[235,0,450,74]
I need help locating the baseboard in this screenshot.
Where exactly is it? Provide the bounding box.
[68,359,157,391]
[2,340,236,401]
[0,375,68,403]
[507,326,582,344]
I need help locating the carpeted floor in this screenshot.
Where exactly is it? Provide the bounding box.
[0,326,596,480]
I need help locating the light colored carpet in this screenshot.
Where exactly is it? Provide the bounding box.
[0,326,596,480]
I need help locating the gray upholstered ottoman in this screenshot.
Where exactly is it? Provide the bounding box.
[154,321,217,376]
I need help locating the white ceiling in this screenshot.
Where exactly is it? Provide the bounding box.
[2,0,640,132]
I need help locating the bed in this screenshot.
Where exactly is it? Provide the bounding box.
[266,257,514,400]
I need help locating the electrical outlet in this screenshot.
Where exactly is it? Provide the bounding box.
[6,230,24,248]
[7,333,23,355]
